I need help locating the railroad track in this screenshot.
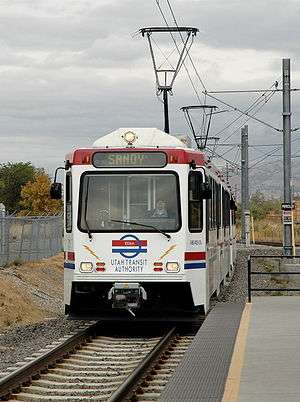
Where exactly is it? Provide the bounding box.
[0,322,198,401]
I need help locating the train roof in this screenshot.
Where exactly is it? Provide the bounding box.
[66,127,207,165]
[92,127,188,148]
[66,127,233,194]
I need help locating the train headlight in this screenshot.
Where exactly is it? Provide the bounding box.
[122,131,137,146]
[165,262,180,273]
[80,262,93,272]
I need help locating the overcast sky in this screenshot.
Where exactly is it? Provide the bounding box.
[0,0,299,193]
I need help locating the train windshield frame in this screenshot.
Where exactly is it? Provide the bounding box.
[78,171,181,233]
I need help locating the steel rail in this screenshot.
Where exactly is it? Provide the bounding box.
[0,322,99,400]
[205,89,300,94]
[107,326,176,402]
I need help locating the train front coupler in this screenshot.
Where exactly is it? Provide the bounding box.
[108,283,147,317]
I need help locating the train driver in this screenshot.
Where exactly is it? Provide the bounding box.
[152,200,168,218]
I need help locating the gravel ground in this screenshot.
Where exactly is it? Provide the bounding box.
[0,245,291,375]
[219,244,288,303]
[0,316,89,374]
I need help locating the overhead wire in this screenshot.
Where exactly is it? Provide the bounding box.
[251,143,280,157]
[161,0,227,151]
[206,147,240,168]
[210,79,281,166]
[210,92,276,166]
[249,134,300,170]
[216,82,279,143]
[206,91,280,133]
[164,0,286,179]
[249,146,282,169]
[154,0,203,105]
[250,135,300,169]
[165,0,207,93]
[154,0,290,180]
[233,147,241,166]
[217,144,238,158]
[152,37,176,70]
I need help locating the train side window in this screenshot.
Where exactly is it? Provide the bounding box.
[206,196,210,241]
[207,176,212,240]
[226,191,230,227]
[223,189,230,232]
[212,179,216,229]
[188,171,203,232]
[232,200,236,225]
[66,173,72,232]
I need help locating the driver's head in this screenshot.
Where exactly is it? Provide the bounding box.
[156,200,166,210]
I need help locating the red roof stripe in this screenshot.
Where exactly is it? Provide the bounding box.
[66,148,207,167]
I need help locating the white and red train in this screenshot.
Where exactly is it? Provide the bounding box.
[52,127,236,319]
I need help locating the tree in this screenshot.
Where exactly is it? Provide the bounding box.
[0,162,37,213]
[19,172,63,216]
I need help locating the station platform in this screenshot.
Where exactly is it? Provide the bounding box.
[159,296,300,402]
[235,296,300,402]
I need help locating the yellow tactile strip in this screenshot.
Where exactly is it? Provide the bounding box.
[222,302,252,402]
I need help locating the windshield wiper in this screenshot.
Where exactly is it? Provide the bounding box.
[84,178,92,240]
[111,219,171,240]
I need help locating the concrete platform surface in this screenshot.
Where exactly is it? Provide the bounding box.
[238,296,300,402]
[158,303,244,402]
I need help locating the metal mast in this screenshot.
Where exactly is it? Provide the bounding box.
[282,58,293,256]
[241,125,250,246]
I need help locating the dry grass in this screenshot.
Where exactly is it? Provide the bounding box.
[238,219,300,244]
[0,254,64,329]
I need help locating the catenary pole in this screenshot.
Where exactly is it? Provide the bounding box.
[282,58,293,256]
[241,125,250,246]
[163,89,170,133]
[241,127,245,243]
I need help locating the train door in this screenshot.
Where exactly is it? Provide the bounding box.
[216,183,223,292]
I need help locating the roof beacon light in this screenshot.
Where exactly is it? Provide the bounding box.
[122,131,137,146]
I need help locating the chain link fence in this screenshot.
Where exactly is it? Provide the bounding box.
[0,215,63,266]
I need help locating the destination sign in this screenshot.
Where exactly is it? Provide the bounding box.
[92,152,167,168]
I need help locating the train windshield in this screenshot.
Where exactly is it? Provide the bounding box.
[79,172,180,232]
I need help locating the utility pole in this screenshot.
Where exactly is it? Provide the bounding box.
[282,58,293,256]
[241,125,250,246]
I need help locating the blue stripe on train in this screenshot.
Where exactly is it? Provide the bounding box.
[112,248,147,253]
[184,262,206,269]
[64,262,75,269]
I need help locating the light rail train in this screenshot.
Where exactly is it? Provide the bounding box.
[51,127,236,319]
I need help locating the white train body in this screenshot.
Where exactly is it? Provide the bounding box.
[63,128,236,319]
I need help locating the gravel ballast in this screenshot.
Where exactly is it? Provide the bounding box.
[0,317,88,375]
[0,245,290,375]
[219,244,293,303]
